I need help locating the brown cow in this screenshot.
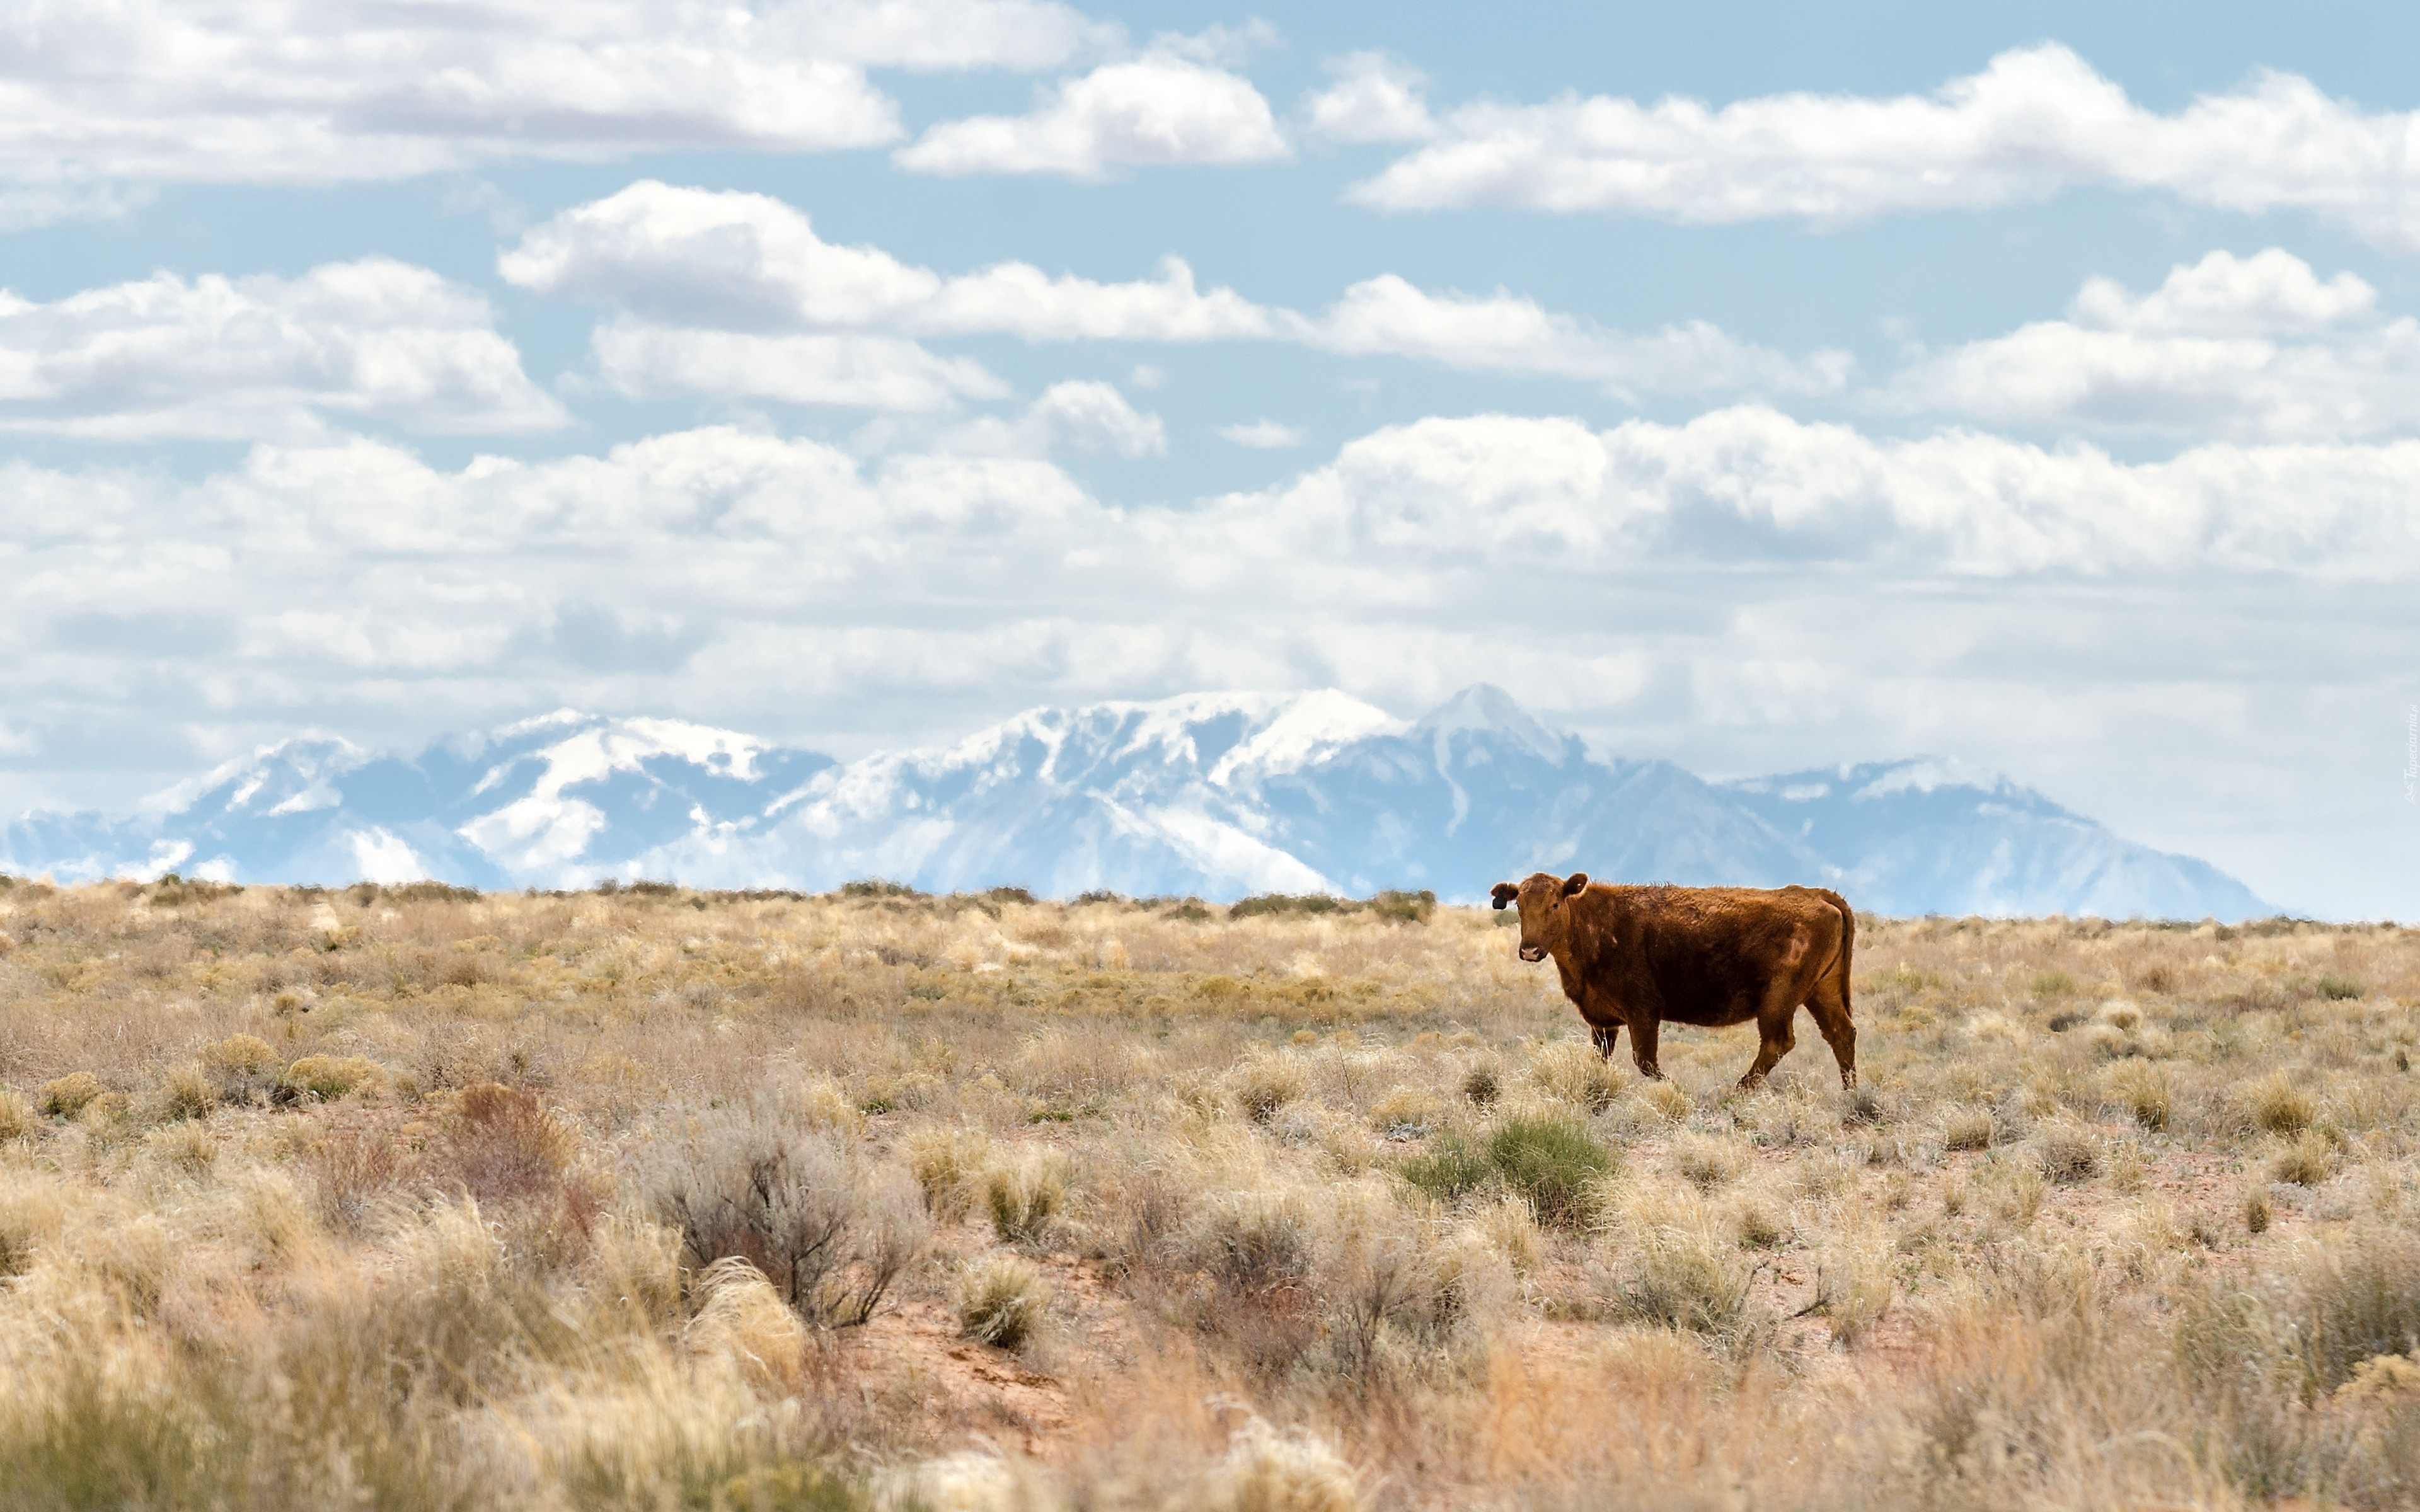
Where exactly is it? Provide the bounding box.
[1490,873,1858,1090]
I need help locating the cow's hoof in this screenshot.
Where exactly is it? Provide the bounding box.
[1736,1073,1766,1092]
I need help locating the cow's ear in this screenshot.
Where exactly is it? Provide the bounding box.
[1490,882,1518,910]
[1560,872,1590,897]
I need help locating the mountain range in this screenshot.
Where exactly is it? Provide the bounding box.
[0,686,2271,919]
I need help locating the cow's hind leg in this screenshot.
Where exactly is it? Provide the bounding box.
[1591,1021,1622,1060]
[1807,975,1858,1089]
[1737,968,1816,1090]
[1739,1007,1795,1091]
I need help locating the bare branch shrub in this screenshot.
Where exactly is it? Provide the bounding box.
[644,1102,927,1328]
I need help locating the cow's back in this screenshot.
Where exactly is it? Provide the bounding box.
[1610,885,1845,1027]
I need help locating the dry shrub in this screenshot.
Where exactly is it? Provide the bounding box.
[2103,1060,2174,1132]
[441,1082,577,1207]
[1367,1085,1444,1137]
[1671,1131,1746,1192]
[2237,1072,2317,1136]
[2337,1353,2420,1404]
[983,1148,1071,1246]
[903,1125,993,1220]
[1451,1057,1501,1112]
[1180,1192,1323,1377]
[277,1055,384,1104]
[1609,1214,1757,1337]
[684,1255,807,1394]
[1092,1162,1190,1278]
[1326,1228,1456,1378]
[305,1123,414,1234]
[1720,1184,1789,1250]
[1469,1194,1542,1274]
[0,1086,34,1143]
[1234,1054,1308,1124]
[1617,1077,1691,1130]
[2128,960,2179,995]
[1190,1191,1316,1298]
[0,1180,66,1278]
[141,1120,218,1178]
[1812,1230,1896,1345]
[1942,1106,1996,1151]
[37,1072,103,1118]
[1986,1159,2048,1225]
[1206,1418,1364,1512]
[2236,1225,2420,1397]
[2245,1188,2274,1235]
[587,1210,686,1331]
[2269,1133,2334,1187]
[359,1198,570,1407]
[899,1453,1049,1512]
[200,1033,281,1103]
[2027,1120,2101,1184]
[647,1106,927,1328]
[1525,1040,1618,1114]
[958,1254,1049,1350]
[144,1061,215,1124]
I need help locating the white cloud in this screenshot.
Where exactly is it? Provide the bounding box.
[503,182,1270,341]
[0,258,564,439]
[499,181,942,329]
[0,0,1110,221]
[1207,407,2420,579]
[764,0,1117,71]
[3,408,2412,912]
[1307,275,1853,398]
[921,256,1274,340]
[1889,249,2420,440]
[1349,43,2420,252]
[943,380,1165,456]
[1218,420,1306,449]
[347,827,429,884]
[505,181,1835,398]
[1303,53,1435,144]
[591,319,1007,410]
[2070,248,2377,335]
[895,53,1288,178]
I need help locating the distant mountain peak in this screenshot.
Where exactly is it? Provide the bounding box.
[1,687,2272,919]
[1841,757,2015,800]
[1416,683,1570,759]
[139,736,367,819]
[1204,690,1404,787]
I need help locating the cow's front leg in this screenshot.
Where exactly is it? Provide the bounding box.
[1590,1021,1622,1060]
[1628,1015,1663,1080]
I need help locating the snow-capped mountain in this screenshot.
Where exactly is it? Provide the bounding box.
[2,712,831,891]
[0,688,2273,919]
[1720,760,2269,919]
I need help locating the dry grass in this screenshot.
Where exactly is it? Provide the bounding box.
[1,875,2417,1508]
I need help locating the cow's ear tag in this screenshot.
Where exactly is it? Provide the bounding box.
[1490,882,1518,910]
[1561,872,1589,897]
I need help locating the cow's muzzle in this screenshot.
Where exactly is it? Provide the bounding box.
[1518,945,1546,963]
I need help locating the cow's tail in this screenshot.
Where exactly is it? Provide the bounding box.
[1815,887,1855,1017]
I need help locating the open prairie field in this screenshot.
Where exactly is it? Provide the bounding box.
[3,876,2419,1510]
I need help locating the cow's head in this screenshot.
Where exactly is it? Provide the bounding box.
[1490,871,1589,963]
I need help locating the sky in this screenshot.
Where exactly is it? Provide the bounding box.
[1,0,2416,918]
